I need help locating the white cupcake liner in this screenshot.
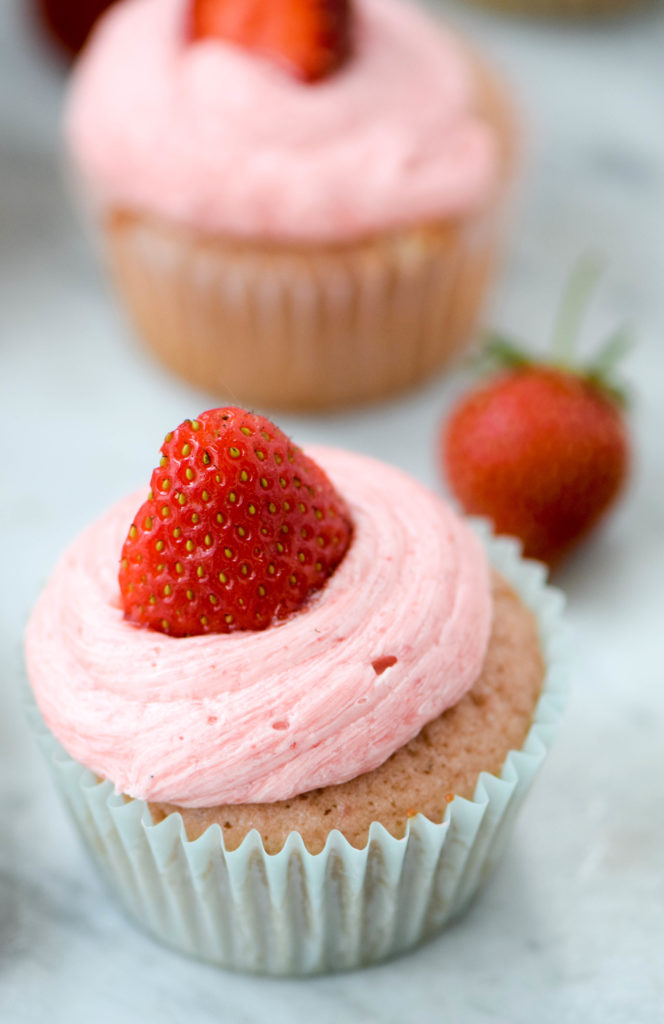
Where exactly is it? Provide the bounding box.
[28,528,569,975]
[458,0,650,16]
[104,209,502,412]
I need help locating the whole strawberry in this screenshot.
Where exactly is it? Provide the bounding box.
[190,0,353,83]
[119,408,352,636]
[441,265,630,566]
[34,0,114,57]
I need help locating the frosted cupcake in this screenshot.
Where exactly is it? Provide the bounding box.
[65,0,515,411]
[25,408,567,973]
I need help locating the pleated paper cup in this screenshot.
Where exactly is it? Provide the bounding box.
[27,527,568,975]
[104,209,503,412]
[460,0,653,16]
[94,59,515,413]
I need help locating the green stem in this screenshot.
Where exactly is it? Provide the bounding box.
[551,257,603,365]
[483,334,532,369]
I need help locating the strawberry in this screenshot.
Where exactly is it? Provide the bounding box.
[440,263,630,566]
[34,0,114,57]
[119,408,352,637]
[190,0,353,83]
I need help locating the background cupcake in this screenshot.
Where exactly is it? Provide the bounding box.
[25,409,568,974]
[65,0,515,411]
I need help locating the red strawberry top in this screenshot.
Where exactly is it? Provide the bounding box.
[119,408,353,637]
[442,367,629,567]
[440,262,631,567]
[190,0,353,83]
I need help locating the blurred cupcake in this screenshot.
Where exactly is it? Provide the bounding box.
[25,409,567,974]
[33,0,116,57]
[65,0,515,411]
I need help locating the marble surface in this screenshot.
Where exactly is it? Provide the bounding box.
[2,1,664,1020]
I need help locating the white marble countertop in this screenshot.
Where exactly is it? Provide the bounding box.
[2,1,663,1020]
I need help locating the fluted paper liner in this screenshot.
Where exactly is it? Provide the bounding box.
[464,0,650,16]
[29,528,568,975]
[104,209,501,412]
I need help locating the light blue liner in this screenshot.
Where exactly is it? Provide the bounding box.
[30,524,569,975]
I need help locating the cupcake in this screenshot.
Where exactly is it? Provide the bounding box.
[25,408,567,974]
[65,0,515,411]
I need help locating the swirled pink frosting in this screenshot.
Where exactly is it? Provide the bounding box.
[26,449,492,806]
[65,0,499,241]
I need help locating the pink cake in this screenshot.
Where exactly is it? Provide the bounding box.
[25,430,564,974]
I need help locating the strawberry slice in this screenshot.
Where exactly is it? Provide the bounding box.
[119,408,353,636]
[190,0,353,83]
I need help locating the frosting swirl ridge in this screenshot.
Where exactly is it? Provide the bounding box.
[66,0,498,241]
[26,449,492,806]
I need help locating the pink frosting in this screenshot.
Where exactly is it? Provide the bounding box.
[26,449,492,807]
[65,0,499,241]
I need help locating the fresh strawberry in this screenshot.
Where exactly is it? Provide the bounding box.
[190,0,353,83]
[34,0,114,57]
[119,408,352,637]
[440,264,630,566]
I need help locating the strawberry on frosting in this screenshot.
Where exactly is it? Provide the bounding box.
[26,442,492,807]
[190,0,353,83]
[65,0,497,241]
[119,407,352,636]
